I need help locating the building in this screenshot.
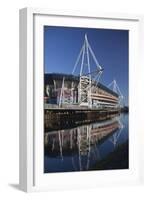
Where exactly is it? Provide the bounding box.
[44,73,119,109]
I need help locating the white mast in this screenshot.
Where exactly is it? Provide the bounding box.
[59,77,65,107]
[108,79,124,107]
[72,34,103,108]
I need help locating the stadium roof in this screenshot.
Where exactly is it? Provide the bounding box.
[44,73,118,97]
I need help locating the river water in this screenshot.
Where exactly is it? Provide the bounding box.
[44,113,129,173]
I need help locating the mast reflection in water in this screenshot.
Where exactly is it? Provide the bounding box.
[44,114,128,173]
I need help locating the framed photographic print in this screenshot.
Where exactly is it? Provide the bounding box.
[19,8,144,192]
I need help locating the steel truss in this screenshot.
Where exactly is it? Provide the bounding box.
[72,34,103,108]
[108,79,124,107]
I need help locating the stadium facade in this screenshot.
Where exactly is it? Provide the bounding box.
[44,73,119,109]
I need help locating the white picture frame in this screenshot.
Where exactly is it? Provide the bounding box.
[19,7,144,192]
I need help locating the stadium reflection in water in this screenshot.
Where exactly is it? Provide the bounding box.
[44,114,128,173]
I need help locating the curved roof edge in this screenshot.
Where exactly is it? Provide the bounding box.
[44,73,119,97]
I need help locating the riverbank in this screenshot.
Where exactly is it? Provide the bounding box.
[44,108,122,131]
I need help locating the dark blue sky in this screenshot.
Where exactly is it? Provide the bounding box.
[44,26,128,105]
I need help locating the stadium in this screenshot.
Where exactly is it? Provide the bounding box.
[44,73,119,109]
